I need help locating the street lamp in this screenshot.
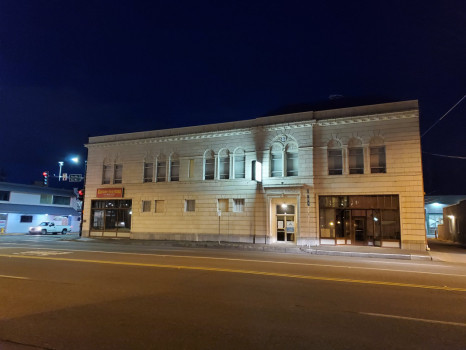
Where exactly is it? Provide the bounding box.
[58,157,79,181]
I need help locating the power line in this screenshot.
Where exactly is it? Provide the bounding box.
[422,151,466,160]
[421,94,466,138]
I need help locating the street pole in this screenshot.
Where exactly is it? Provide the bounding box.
[58,161,64,181]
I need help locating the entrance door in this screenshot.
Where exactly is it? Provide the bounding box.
[353,217,365,244]
[276,204,295,242]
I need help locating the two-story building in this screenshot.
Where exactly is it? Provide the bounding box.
[0,182,81,233]
[82,100,426,251]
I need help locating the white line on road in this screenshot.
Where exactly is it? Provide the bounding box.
[360,312,466,327]
[0,274,30,280]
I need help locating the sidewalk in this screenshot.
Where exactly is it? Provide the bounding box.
[74,236,434,261]
[427,238,466,264]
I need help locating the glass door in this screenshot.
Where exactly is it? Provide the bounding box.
[276,204,295,242]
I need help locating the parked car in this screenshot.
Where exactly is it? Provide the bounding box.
[29,222,71,235]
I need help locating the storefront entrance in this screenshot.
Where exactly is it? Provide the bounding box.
[319,195,401,248]
[90,199,132,237]
[276,204,295,242]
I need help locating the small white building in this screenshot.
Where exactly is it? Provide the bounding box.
[82,100,427,251]
[0,182,81,234]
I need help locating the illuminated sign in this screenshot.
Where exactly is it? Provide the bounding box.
[96,188,124,198]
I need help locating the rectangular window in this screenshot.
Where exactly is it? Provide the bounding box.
[349,148,364,174]
[154,200,165,213]
[40,194,53,204]
[53,196,71,205]
[234,155,245,179]
[91,200,132,232]
[219,157,230,179]
[20,215,33,223]
[204,158,215,180]
[185,199,195,212]
[233,199,245,212]
[370,146,386,173]
[328,149,343,175]
[102,165,112,184]
[271,152,283,177]
[114,164,123,184]
[188,159,195,179]
[0,191,10,201]
[157,161,166,182]
[142,200,151,212]
[286,151,298,176]
[170,160,180,181]
[217,199,229,212]
[144,162,154,182]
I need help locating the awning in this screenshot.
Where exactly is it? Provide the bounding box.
[0,203,80,216]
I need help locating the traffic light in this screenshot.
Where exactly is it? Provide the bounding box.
[42,171,49,186]
[78,189,85,201]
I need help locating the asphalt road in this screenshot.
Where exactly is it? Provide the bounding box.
[0,235,465,349]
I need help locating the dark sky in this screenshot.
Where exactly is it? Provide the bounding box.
[0,0,465,194]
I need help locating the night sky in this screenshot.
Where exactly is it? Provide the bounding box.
[1,1,465,194]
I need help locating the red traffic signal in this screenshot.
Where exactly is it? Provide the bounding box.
[42,171,49,186]
[78,189,85,200]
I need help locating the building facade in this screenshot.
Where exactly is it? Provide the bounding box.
[0,182,81,233]
[82,100,427,251]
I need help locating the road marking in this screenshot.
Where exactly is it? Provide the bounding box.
[0,253,464,292]
[13,251,72,256]
[0,274,30,280]
[360,312,466,327]
[0,247,463,277]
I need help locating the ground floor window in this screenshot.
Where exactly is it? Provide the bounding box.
[91,200,132,232]
[319,195,400,246]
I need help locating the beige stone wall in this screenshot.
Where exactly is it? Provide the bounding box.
[82,100,426,250]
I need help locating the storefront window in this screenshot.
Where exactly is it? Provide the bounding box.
[91,200,132,232]
[319,195,400,245]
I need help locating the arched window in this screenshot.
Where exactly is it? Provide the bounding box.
[156,155,166,182]
[169,153,179,181]
[369,137,386,173]
[285,143,298,177]
[218,149,230,179]
[204,150,215,180]
[233,148,245,179]
[327,139,342,175]
[348,138,364,174]
[270,143,283,177]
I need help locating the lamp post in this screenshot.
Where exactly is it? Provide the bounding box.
[58,157,79,181]
[58,161,64,181]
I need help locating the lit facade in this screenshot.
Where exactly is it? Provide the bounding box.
[82,100,427,251]
[0,182,81,233]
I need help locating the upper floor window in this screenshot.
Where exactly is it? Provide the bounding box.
[327,139,342,175]
[349,148,364,174]
[270,144,283,177]
[102,165,112,184]
[170,155,180,182]
[144,162,154,182]
[218,149,230,179]
[114,164,123,184]
[204,150,215,180]
[53,196,71,206]
[156,157,166,182]
[370,146,386,173]
[286,144,298,177]
[233,149,245,179]
[0,190,11,201]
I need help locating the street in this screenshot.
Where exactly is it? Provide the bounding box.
[0,235,465,349]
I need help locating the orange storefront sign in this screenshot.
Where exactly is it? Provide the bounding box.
[96,188,124,198]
